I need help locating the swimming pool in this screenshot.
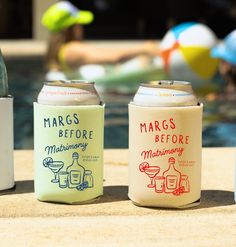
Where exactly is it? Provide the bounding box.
[6,57,236,149]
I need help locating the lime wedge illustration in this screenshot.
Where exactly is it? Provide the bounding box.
[139,162,149,172]
[43,157,53,167]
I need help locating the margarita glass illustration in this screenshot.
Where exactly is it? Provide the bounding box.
[139,162,160,188]
[43,157,64,183]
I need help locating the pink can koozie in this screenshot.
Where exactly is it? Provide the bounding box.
[128,81,203,208]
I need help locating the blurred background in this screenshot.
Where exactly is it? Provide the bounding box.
[0,0,236,149]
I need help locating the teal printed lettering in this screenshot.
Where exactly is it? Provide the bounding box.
[58,116,64,126]
[45,142,89,154]
[43,113,80,128]
[66,115,72,125]
[44,118,50,128]
[58,129,93,139]
[73,113,79,124]
[52,118,58,127]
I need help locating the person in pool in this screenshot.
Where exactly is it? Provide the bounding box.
[210,29,236,100]
[42,1,159,81]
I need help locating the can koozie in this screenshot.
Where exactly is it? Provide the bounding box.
[34,103,104,204]
[129,103,203,208]
[0,97,14,191]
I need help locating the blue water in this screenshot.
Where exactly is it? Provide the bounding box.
[6,57,236,149]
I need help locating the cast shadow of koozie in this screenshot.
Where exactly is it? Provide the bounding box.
[11,180,34,194]
[7,182,129,203]
[195,190,235,209]
[98,185,129,203]
[0,180,34,195]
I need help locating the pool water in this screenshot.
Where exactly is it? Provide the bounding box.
[6,57,236,149]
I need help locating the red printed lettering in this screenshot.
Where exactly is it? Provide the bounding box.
[154,121,161,131]
[170,118,176,129]
[155,134,190,144]
[149,123,154,132]
[186,136,189,144]
[162,120,168,130]
[140,123,147,133]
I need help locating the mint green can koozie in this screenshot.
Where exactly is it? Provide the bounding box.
[34,103,104,204]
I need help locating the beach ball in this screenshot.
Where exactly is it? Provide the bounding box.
[160,22,219,83]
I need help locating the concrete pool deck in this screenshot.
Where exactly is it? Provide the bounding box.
[0,148,235,246]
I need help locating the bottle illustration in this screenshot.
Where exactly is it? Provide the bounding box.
[67,152,85,188]
[84,170,94,188]
[180,175,190,193]
[43,154,94,190]
[163,157,181,193]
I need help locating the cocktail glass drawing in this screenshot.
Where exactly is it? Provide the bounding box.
[144,166,160,188]
[43,157,64,183]
[48,161,64,183]
[139,162,160,188]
